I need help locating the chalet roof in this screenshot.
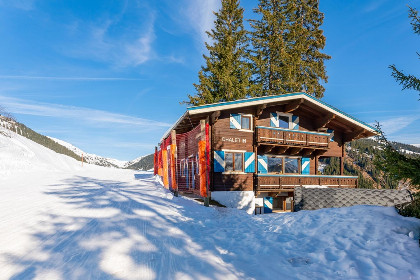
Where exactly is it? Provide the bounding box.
[161,92,378,142]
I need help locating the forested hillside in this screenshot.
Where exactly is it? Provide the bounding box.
[322,139,420,189]
[125,154,154,171]
[0,116,82,161]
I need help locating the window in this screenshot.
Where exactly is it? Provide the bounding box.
[230,114,252,131]
[284,157,299,173]
[225,152,243,172]
[278,115,289,128]
[234,153,243,171]
[266,156,300,174]
[268,156,283,173]
[241,116,251,130]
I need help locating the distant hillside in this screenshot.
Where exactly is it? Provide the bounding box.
[48,137,121,168]
[0,116,82,162]
[0,115,151,169]
[125,154,154,171]
[322,138,420,190]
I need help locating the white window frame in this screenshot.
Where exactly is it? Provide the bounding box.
[276,112,293,129]
[239,114,253,132]
[222,149,246,174]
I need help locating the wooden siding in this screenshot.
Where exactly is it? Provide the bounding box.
[319,141,344,158]
[256,175,357,192]
[256,105,312,132]
[212,109,255,192]
[213,173,253,191]
[310,157,316,175]
[210,106,354,193]
[212,109,254,151]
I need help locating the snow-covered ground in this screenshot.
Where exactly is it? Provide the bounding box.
[1,129,420,279]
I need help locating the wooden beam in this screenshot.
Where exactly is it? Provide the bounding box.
[284,98,304,113]
[275,146,289,154]
[289,147,303,155]
[210,110,221,124]
[315,113,335,129]
[263,145,275,154]
[343,129,365,142]
[256,104,267,118]
[312,149,327,157]
[301,148,315,156]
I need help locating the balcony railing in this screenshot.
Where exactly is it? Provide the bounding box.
[256,126,330,149]
[256,174,358,192]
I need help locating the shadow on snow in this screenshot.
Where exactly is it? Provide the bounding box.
[7,173,247,279]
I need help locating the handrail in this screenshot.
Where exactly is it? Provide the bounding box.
[257,174,358,179]
[256,126,331,136]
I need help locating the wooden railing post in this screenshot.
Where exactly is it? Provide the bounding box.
[171,130,178,197]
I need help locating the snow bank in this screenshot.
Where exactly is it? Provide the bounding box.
[211,191,255,214]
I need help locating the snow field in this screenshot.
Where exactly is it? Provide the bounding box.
[1,128,420,279]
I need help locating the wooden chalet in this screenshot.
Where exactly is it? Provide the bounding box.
[154,92,378,214]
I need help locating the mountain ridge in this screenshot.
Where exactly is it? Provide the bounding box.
[0,115,153,170]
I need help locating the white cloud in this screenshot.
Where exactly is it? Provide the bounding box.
[182,0,220,44]
[0,96,171,129]
[123,23,155,66]
[378,115,420,135]
[61,11,156,67]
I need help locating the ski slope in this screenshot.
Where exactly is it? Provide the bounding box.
[1,129,420,279]
[48,136,128,168]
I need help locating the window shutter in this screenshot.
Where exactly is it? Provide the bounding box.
[244,152,255,173]
[230,114,241,129]
[213,150,225,172]
[257,155,268,174]
[301,157,310,175]
[264,197,273,213]
[270,112,279,127]
[292,115,299,130]
[327,129,334,142]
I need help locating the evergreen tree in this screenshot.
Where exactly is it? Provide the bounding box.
[374,7,420,189]
[389,7,420,96]
[187,0,252,106]
[249,0,330,98]
[374,123,420,188]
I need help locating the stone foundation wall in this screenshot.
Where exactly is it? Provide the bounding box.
[294,187,413,211]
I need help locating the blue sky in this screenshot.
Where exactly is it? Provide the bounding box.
[0,0,419,160]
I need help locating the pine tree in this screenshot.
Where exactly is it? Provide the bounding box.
[374,7,420,189]
[187,0,252,106]
[249,0,330,98]
[389,6,420,96]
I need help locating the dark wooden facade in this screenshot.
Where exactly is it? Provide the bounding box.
[156,93,377,212]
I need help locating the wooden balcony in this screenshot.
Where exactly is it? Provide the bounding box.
[256,174,358,192]
[256,126,330,149]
